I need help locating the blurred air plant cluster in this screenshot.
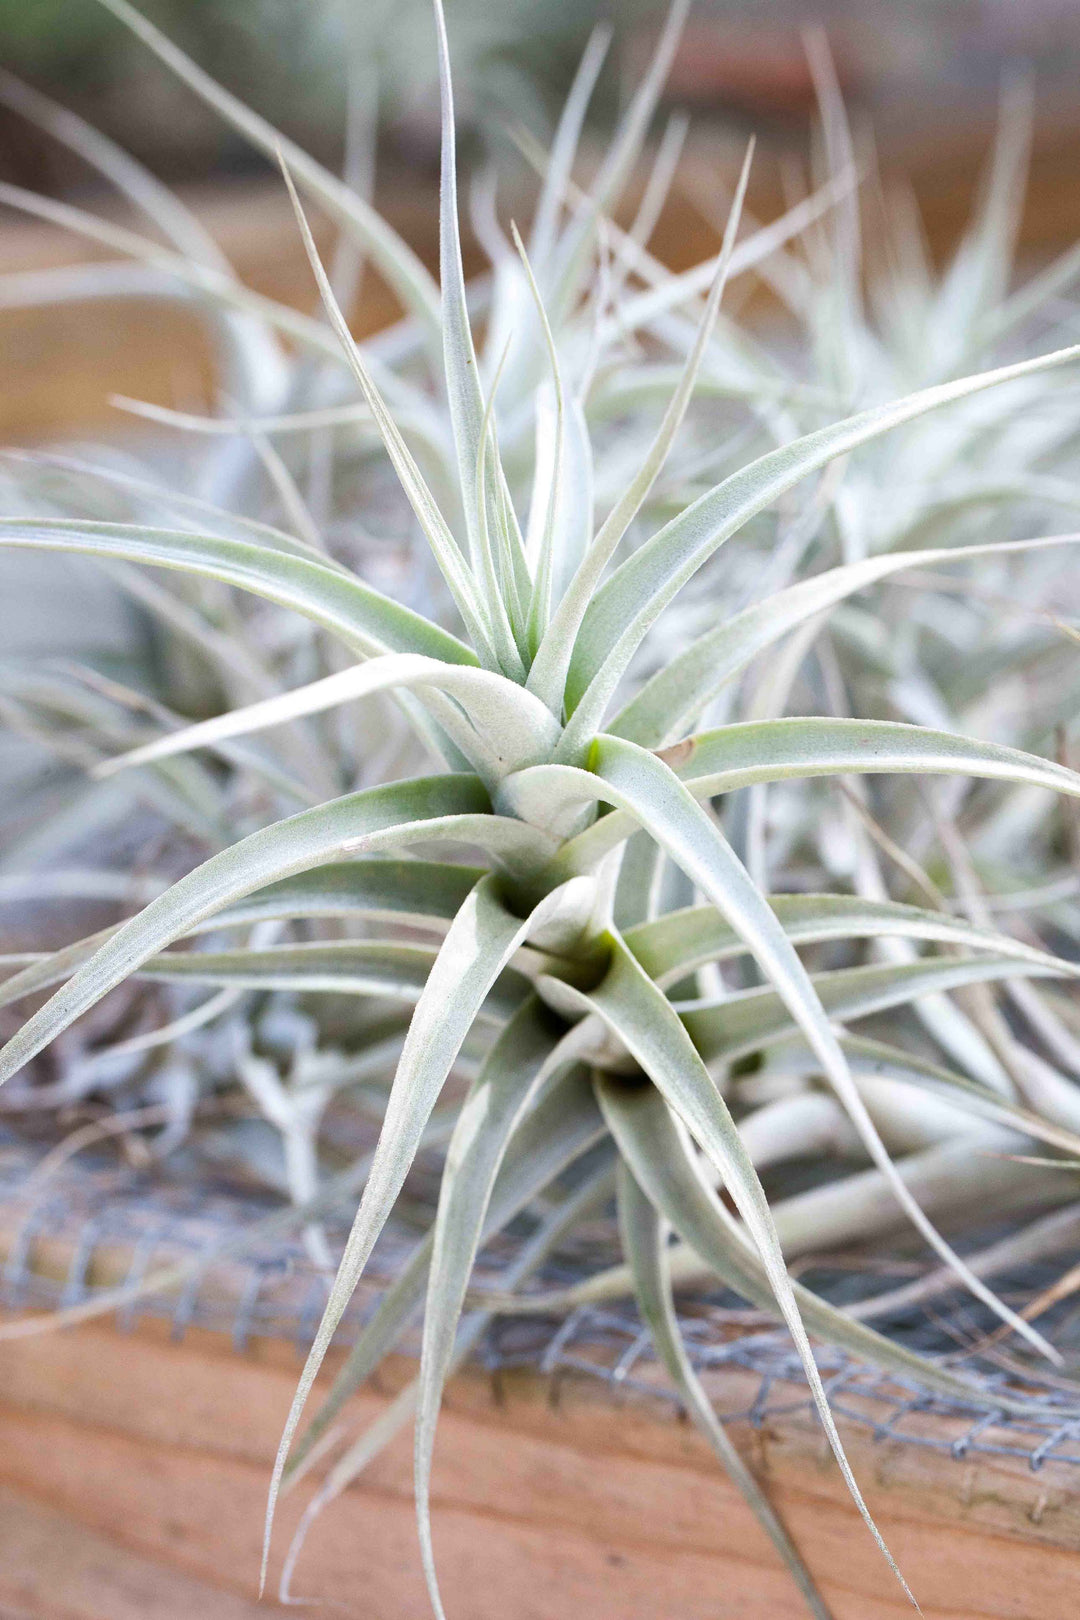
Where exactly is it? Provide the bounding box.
[2,0,1080,1613]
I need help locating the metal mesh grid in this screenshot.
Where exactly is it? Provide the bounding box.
[2,1128,1079,1476]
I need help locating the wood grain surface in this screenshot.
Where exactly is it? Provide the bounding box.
[0,1313,1075,1619]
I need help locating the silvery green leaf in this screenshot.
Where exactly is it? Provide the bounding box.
[432,0,488,535]
[0,448,357,569]
[0,925,117,1012]
[98,653,560,785]
[262,872,595,1585]
[560,342,1080,756]
[213,860,485,932]
[0,775,493,1088]
[596,1074,1035,1414]
[415,998,579,1615]
[611,534,1080,748]
[683,955,1079,1067]
[277,157,502,668]
[583,735,1059,1358]
[541,937,913,1601]
[557,718,1080,872]
[280,1157,615,1601]
[429,0,524,675]
[624,893,1077,988]
[513,223,568,649]
[612,829,666,931]
[290,1061,604,1478]
[0,861,489,1011]
[135,940,532,1021]
[0,519,475,665]
[528,142,753,713]
[773,1031,1080,1161]
[672,717,1080,800]
[614,1155,834,1620]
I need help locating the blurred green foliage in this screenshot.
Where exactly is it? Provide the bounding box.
[0,0,618,168]
[0,0,203,73]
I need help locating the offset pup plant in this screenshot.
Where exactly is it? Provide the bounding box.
[4,2,1080,1615]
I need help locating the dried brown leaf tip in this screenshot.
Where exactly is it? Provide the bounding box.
[655,737,696,770]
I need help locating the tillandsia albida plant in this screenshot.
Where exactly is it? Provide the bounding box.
[0,0,819,870]
[0,0,855,1240]
[4,1,1080,1614]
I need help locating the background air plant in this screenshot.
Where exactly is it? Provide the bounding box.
[3,2,1080,1616]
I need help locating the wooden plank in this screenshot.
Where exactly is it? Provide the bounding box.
[0,1317,1075,1618]
[0,174,446,444]
[0,1484,281,1620]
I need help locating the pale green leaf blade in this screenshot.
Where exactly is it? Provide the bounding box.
[560,343,1080,754]
[432,0,486,553]
[0,862,486,1012]
[0,448,356,570]
[611,534,1080,748]
[414,998,572,1617]
[542,938,913,1601]
[0,925,117,1013]
[98,653,559,783]
[430,0,526,676]
[134,941,531,1021]
[528,141,755,713]
[597,1073,1031,1411]
[0,775,491,1088]
[624,893,1078,988]
[261,873,596,1586]
[510,221,567,648]
[675,718,1080,799]
[587,736,1059,1359]
[290,1062,604,1477]
[0,519,475,664]
[275,156,502,666]
[780,1032,1080,1162]
[612,828,666,931]
[213,860,485,931]
[557,718,1080,873]
[613,1154,833,1620]
[683,955,1079,1067]
[279,1156,614,1599]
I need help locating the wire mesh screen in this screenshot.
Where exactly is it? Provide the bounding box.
[2,1126,1079,1477]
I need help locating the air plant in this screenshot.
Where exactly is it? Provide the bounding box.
[3,2,1080,1616]
[0,0,827,1191]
